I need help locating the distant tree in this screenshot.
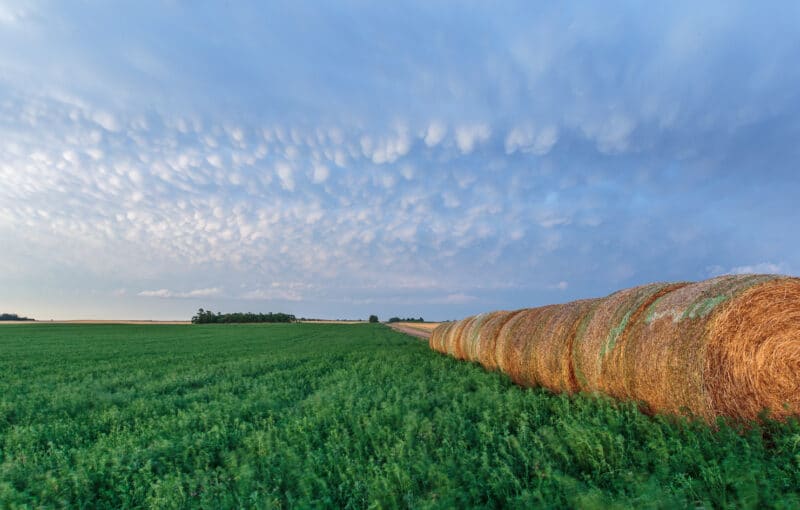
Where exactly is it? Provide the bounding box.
[369,315,379,323]
[0,313,34,321]
[192,308,295,324]
[386,316,424,323]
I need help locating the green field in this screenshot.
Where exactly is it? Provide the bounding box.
[1,323,799,508]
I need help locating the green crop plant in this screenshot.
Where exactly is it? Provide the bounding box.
[1,323,798,508]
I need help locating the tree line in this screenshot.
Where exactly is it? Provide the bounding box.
[0,313,34,321]
[191,308,296,324]
[387,317,425,323]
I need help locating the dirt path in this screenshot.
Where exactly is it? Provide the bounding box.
[387,322,439,340]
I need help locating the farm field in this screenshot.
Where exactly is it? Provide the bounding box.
[1,323,799,508]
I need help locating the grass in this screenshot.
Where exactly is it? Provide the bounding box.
[0,323,799,509]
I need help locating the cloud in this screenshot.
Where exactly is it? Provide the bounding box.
[206,154,223,168]
[138,288,222,298]
[312,163,330,183]
[240,288,303,302]
[709,262,788,276]
[583,115,636,154]
[454,124,491,154]
[424,121,446,147]
[438,293,478,304]
[0,3,29,25]
[504,125,559,155]
[275,161,295,191]
[1,2,799,321]
[91,110,121,132]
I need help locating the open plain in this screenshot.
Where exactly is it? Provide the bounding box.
[1,322,799,508]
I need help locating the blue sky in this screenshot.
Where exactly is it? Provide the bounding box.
[1,1,799,320]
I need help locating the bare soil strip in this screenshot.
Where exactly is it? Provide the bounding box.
[387,322,440,340]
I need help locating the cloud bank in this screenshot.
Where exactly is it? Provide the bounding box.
[0,1,799,319]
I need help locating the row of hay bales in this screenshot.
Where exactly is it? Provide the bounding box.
[429,274,800,422]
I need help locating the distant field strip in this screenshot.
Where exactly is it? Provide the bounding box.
[1,323,799,507]
[431,274,800,422]
[386,322,440,339]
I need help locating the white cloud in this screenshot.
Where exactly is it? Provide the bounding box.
[206,154,223,168]
[709,262,787,276]
[439,293,477,304]
[399,164,415,180]
[312,163,330,183]
[85,148,104,161]
[504,125,559,155]
[0,4,26,25]
[455,123,491,154]
[138,287,222,298]
[91,111,121,132]
[363,128,412,164]
[275,161,295,191]
[424,121,446,147]
[583,115,636,154]
[241,286,304,301]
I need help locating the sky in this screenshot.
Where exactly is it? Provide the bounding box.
[1,1,799,321]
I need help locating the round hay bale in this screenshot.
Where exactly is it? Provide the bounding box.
[494,310,526,380]
[495,306,559,385]
[475,311,518,370]
[433,321,456,354]
[429,322,448,353]
[526,298,601,394]
[439,320,456,355]
[452,316,479,360]
[572,281,688,398]
[707,277,800,421]
[427,274,800,422]
[623,274,800,421]
[462,312,495,362]
[444,318,471,359]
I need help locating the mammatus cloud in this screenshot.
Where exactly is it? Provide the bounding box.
[0,1,799,320]
[504,125,559,155]
[424,121,447,147]
[454,124,491,154]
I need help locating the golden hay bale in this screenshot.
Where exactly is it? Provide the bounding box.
[461,312,495,362]
[493,309,526,380]
[495,306,559,385]
[429,274,800,422]
[526,298,601,394]
[436,321,456,354]
[572,281,689,397]
[623,274,800,421]
[436,321,457,354]
[475,311,518,370]
[444,318,471,359]
[452,316,479,360]
[429,322,447,353]
[438,322,454,353]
